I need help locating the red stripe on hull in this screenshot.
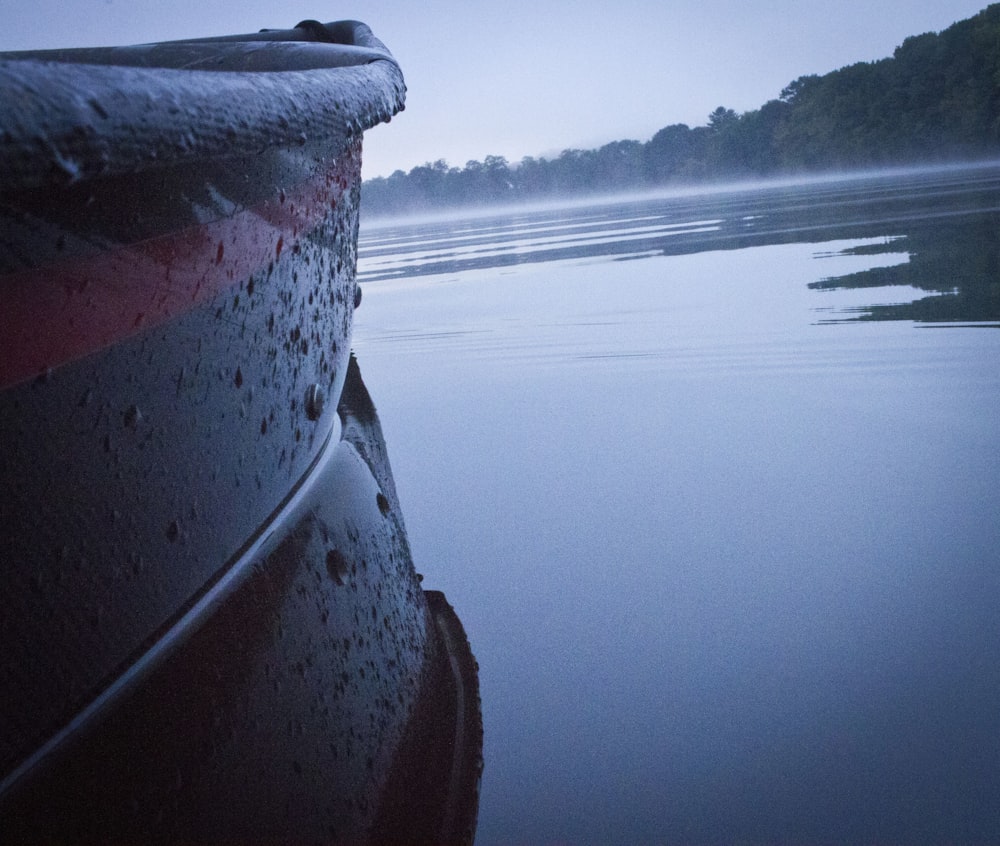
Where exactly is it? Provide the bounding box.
[1,146,359,390]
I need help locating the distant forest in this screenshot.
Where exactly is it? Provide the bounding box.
[362,4,1000,215]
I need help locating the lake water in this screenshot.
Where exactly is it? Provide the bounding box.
[354,164,1000,845]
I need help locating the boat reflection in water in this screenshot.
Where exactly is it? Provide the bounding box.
[0,19,481,844]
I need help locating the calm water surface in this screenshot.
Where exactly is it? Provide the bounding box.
[355,165,1000,845]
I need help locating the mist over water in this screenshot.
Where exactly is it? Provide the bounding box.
[354,165,1000,845]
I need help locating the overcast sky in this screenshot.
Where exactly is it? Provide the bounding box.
[0,1,989,178]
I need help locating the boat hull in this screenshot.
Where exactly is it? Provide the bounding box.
[2,355,481,843]
[0,21,481,843]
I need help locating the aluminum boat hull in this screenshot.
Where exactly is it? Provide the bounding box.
[0,20,481,843]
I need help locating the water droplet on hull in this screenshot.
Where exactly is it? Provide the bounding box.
[304,384,324,421]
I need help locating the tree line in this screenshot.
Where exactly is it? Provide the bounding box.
[362,4,1000,216]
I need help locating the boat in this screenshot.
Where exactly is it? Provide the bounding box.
[0,19,482,843]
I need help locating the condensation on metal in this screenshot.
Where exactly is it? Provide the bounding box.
[0,21,405,192]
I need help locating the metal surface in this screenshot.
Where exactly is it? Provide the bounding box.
[0,20,480,843]
[2,356,480,843]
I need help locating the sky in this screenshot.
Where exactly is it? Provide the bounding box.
[0,1,991,177]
